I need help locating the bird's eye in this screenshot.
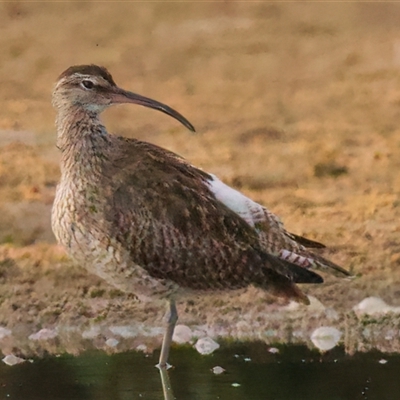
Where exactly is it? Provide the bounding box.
[81,80,94,90]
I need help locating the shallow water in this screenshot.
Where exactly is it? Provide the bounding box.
[0,344,399,400]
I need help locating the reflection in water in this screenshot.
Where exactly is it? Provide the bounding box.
[0,344,399,399]
[158,366,175,400]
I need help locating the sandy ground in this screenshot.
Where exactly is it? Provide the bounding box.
[0,3,400,357]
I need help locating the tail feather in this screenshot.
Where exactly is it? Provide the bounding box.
[307,251,351,277]
[283,232,351,277]
[286,232,325,249]
[256,253,318,305]
[205,173,348,279]
[262,252,324,284]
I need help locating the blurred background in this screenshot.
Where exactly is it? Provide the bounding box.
[0,2,400,354]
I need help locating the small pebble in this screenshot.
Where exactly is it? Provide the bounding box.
[172,325,193,344]
[82,326,101,339]
[29,329,57,341]
[2,355,25,366]
[268,347,279,354]
[0,327,12,340]
[244,357,251,362]
[136,344,147,352]
[311,327,341,351]
[231,383,241,387]
[105,338,119,347]
[379,359,388,364]
[194,337,220,355]
[212,366,225,374]
[109,326,138,338]
[353,297,400,316]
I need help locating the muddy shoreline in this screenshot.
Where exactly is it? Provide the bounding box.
[1,3,400,358]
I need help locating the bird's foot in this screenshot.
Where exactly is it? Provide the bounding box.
[156,361,173,370]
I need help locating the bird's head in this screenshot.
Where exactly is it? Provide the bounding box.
[52,64,195,132]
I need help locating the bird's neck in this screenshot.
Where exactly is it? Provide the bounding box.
[55,105,111,176]
[56,105,101,148]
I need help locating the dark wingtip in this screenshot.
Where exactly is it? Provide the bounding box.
[290,264,324,284]
[263,253,324,284]
[289,232,326,249]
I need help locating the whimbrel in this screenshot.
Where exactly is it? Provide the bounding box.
[51,65,349,368]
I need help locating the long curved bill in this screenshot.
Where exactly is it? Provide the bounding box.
[110,87,195,132]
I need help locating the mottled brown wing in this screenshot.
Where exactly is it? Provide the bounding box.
[104,139,322,301]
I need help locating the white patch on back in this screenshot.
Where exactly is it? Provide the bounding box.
[206,174,267,227]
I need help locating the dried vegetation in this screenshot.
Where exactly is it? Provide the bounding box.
[0,3,399,355]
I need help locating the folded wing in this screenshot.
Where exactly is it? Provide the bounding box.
[207,173,350,277]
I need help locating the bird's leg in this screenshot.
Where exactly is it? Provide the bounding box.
[158,366,175,400]
[157,299,178,369]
